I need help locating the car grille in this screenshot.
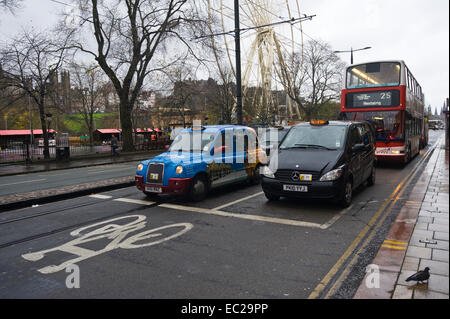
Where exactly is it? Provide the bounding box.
[274,169,320,182]
[146,163,164,184]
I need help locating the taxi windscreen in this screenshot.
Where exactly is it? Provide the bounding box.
[279,125,347,150]
[169,132,216,153]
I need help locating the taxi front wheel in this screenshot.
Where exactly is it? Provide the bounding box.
[367,165,376,186]
[340,179,353,208]
[189,175,208,201]
[249,164,262,185]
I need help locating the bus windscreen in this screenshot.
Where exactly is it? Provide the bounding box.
[341,111,404,140]
[346,62,401,89]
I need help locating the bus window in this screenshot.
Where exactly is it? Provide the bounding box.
[346,62,401,89]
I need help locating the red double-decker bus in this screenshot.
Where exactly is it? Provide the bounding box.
[339,60,426,163]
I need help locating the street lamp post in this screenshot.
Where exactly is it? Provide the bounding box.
[333,46,372,64]
[234,0,243,125]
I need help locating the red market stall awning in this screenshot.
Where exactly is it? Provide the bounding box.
[0,129,56,136]
[96,129,121,134]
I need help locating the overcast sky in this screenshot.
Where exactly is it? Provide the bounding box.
[1,0,448,113]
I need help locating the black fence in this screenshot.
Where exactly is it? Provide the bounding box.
[0,137,170,164]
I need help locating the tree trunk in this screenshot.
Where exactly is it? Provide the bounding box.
[119,98,135,152]
[38,112,50,159]
[89,116,94,147]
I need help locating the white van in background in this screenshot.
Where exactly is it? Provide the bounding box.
[38,138,56,147]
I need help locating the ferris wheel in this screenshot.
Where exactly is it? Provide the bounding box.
[207,0,306,123]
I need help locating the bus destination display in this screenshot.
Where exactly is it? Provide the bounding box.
[346,90,399,108]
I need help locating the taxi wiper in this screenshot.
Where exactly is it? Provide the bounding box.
[280,144,314,150]
[293,144,336,150]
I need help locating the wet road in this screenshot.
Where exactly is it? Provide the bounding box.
[0,131,443,298]
[0,162,138,197]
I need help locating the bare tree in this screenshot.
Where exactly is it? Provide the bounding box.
[278,40,345,121]
[0,0,22,13]
[162,62,197,127]
[211,68,235,124]
[71,63,104,145]
[63,0,208,152]
[0,29,74,158]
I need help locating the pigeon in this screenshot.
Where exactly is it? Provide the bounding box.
[406,267,430,284]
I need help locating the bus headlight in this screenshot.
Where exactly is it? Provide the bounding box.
[320,168,343,181]
[137,164,144,172]
[175,165,183,174]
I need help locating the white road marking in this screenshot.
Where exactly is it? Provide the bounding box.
[211,191,264,211]
[38,173,70,177]
[159,203,323,228]
[87,167,133,175]
[114,198,156,205]
[87,192,349,229]
[89,194,113,199]
[0,178,47,187]
[319,205,353,230]
[22,215,193,274]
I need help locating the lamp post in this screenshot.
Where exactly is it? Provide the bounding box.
[234,0,243,125]
[333,46,372,64]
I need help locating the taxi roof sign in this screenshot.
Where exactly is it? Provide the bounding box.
[310,120,329,126]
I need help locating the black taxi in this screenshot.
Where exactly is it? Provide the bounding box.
[261,120,376,207]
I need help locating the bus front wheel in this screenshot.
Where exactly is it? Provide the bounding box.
[404,146,411,164]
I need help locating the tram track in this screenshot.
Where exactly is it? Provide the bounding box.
[0,198,160,250]
[0,187,139,225]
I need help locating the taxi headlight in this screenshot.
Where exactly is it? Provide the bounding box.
[262,166,275,178]
[137,164,144,172]
[175,165,183,174]
[320,168,343,181]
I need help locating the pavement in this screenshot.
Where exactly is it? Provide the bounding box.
[354,136,449,299]
[0,150,162,211]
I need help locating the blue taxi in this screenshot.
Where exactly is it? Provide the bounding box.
[135,125,267,201]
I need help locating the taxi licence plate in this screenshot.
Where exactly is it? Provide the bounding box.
[283,185,308,192]
[300,174,312,181]
[145,186,162,193]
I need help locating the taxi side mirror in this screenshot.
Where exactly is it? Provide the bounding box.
[265,145,274,156]
[164,144,170,151]
[352,144,365,153]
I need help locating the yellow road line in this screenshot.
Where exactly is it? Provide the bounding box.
[307,196,392,299]
[308,140,437,299]
[381,244,407,250]
[322,152,431,299]
[383,240,408,246]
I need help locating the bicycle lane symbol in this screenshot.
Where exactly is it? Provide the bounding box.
[22,215,193,274]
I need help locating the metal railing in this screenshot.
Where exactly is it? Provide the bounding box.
[0,138,170,164]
